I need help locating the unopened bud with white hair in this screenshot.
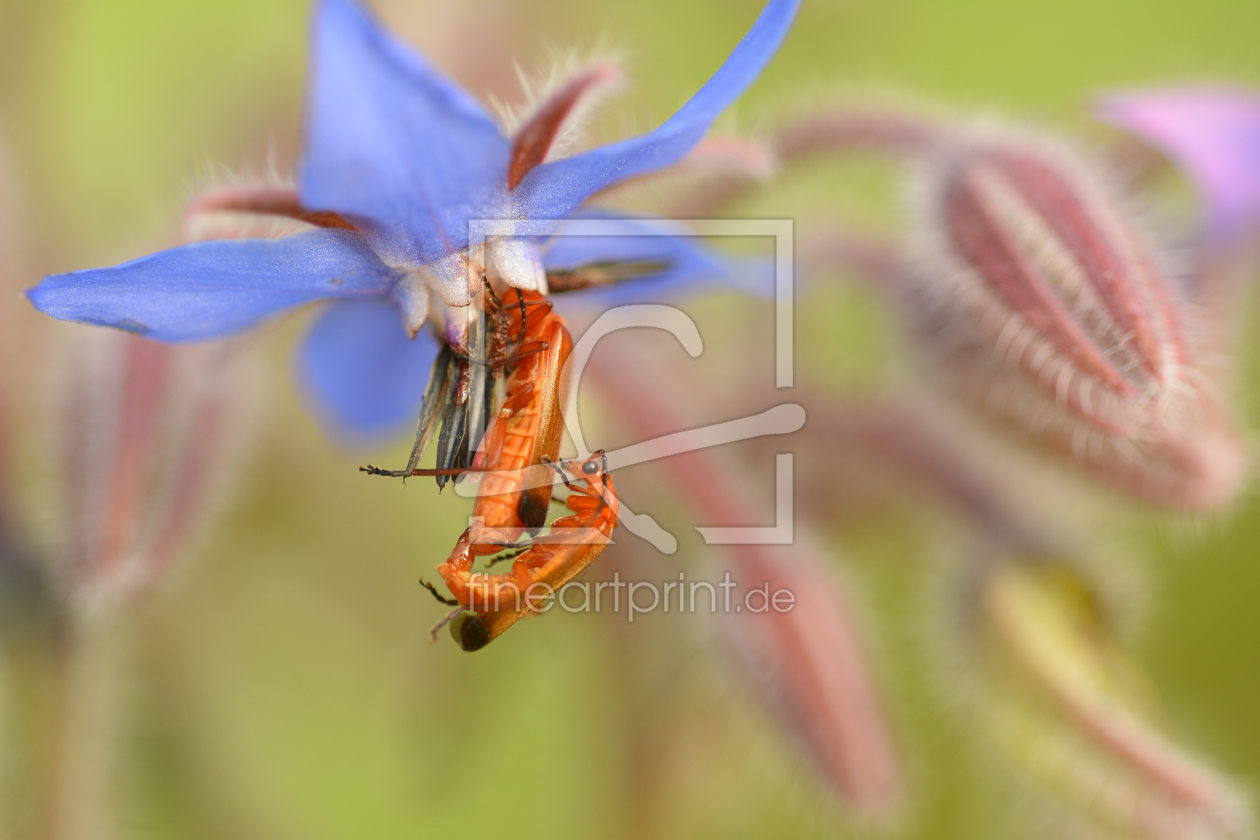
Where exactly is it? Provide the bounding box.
[901,124,1248,510]
[55,330,252,604]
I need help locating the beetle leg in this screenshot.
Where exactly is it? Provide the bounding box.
[428,606,465,643]
[484,547,528,568]
[420,578,459,607]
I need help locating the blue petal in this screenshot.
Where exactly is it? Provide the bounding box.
[542,213,774,308]
[296,298,440,443]
[300,0,511,265]
[27,229,399,342]
[512,0,799,221]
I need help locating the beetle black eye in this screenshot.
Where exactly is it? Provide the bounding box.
[582,461,598,475]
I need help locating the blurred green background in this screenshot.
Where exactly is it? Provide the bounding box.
[1,0,1259,838]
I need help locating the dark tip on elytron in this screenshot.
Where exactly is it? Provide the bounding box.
[452,612,492,652]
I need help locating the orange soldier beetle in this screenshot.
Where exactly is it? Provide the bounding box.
[362,286,572,545]
[361,258,668,521]
[459,286,572,548]
[360,261,668,648]
[421,450,619,651]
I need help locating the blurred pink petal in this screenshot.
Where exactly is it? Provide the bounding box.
[1098,87,1260,245]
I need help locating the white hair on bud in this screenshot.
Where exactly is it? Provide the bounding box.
[179,145,308,244]
[898,116,1248,510]
[181,211,316,244]
[182,142,295,210]
[492,41,628,163]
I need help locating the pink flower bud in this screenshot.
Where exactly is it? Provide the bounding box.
[721,542,902,820]
[904,127,1248,509]
[56,331,251,602]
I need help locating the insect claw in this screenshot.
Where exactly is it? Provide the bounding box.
[361,464,424,480]
[545,458,577,491]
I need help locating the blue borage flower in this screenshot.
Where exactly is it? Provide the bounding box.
[295,213,771,440]
[28,0,799,440]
